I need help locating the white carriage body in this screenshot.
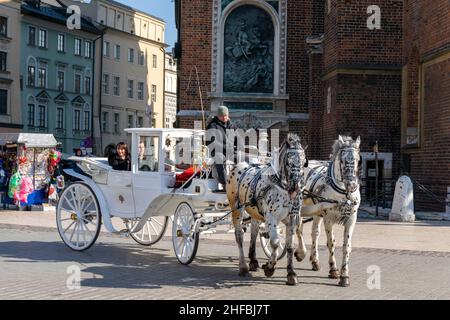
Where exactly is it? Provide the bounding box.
[63,128,229,234]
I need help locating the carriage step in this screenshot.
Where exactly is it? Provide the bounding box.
[211,190,227,194]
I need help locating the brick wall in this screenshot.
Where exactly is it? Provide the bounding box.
[177,0,213,128]
[403,0,450,211]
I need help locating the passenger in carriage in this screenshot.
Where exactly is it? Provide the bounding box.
[108,142,131,171]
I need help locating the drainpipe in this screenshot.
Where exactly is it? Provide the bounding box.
[97,30,105,155]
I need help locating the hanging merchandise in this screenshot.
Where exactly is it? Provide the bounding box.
[0,133,60,208]
[56,175,65,190]
[48,149,62,175]
[8,171,21,200]
[18,176,34,203]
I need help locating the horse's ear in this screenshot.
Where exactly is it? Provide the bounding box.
[355,136,361,149]
[338,135,345,144]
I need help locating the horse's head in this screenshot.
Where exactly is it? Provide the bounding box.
[331,135,361,193]
[279,133,307,197]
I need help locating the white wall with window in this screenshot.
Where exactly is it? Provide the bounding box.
[128,48,134,63]
[74,108,81,131]
[103,41,110,57]
[102,111,109,132]
[128,79,134,99]
[37,102,47,128]
[37,61,47,89]
[114,44,121,60]
[56,65,65,91]
[113,76,120,96]
[113,112,120,133]
[74,71,82,94]
[85,40,92,58]
[74,38,82,56]
[137,81,144,100]
[103,73,110,94]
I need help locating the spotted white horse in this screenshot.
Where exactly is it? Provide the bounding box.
[295,135,361,287]
[226,133,307,285]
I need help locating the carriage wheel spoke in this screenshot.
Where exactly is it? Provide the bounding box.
[69,221,78,242]
[63,220,76,234]
[149,221,159,237]
[151,218,164,228]
[146,222,152,241]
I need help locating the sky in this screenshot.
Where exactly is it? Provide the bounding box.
[117,0,177,51]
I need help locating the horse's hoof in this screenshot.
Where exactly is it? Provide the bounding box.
[286,275,298,286]
[311,261,321,271]
[249,260,259,272]
[295,251,306,262]
[339,276,350,287]
[262,263,275,277]
[239,268,250,277]
[329,269,340,279]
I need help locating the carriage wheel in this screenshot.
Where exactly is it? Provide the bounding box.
[56,183,102,251]
[128,216,169,246]
[259,223,287,260]
[172,202,199,265]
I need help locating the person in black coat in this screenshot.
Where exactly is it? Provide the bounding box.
[108,142,131,171]
[206,106,236,186]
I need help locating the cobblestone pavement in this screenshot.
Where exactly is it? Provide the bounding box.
[1,227,450,300]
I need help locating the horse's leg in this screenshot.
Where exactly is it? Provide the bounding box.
[286,214,299,286]
[294,218,307,262]
[248,218,260,272]
[232,208,250,277]
[262,215,279,277]
[324,218,339,279]
[339,215,357,287]
[310,216,323,271]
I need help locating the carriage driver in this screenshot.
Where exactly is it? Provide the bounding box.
[206,105,236,188]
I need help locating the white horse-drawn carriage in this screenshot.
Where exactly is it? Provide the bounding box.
[56,128,281,265]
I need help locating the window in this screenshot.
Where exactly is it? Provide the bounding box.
[152,54,157,68]
[85,76,91,95]
[0,17,7,37]
[84,111,90,131]
[0,51,6,72]
[38,29,47,48]
[128,114,133,128]
[27,65,35,87]
[57,34,65,52]
[103,41,110,57]
[102,111,108,132]
[114,44,121,59]
[113,76,120,96]
[57,68,65,91]
[38,104,46,127]
[139,51,145,65]
[137,116,143,128]
[114,113,120,133]
[38,64,47,88]
[151,84,157,102]
[74,38,82,56]
[103,74,109,94]
[74,110,81,130]
[56,107,64,129]
[138,136,159,172]
[128,48,134,63]
[137,82,144,100]
[127,80,134,99]
[28,26,36,46]
[27,103,35,126]
[74,73,81,93]
[0,89,7,115]
[85,41,92,58]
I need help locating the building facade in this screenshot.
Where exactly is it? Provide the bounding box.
[175,0,404,202]
[401,0,450,211]
[20,0,101,153]
[0,0,23,133]
[61,0,167,156]
[164,52,177,128]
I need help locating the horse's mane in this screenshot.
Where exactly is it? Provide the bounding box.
[330,136,360,161]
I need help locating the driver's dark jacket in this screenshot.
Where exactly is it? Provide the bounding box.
[206,117,237,162]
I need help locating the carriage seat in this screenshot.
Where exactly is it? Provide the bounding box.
[173,166,202,188]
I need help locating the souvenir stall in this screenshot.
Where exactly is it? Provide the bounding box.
[0,133,62,209]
